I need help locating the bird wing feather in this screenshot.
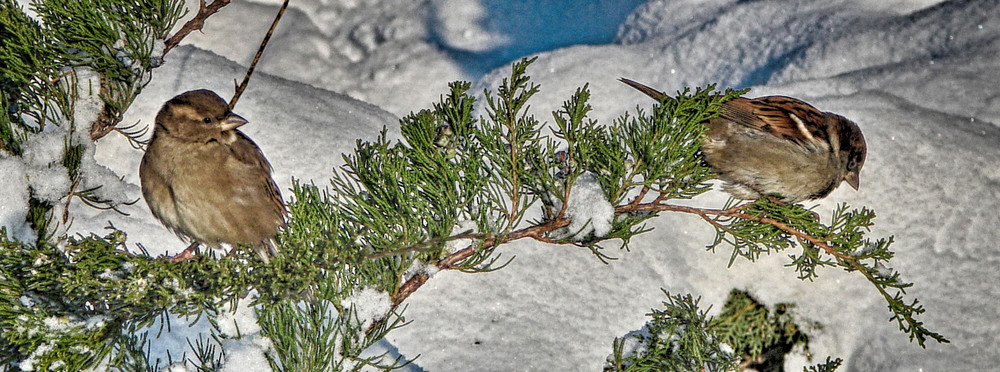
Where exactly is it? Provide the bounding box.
[619,78,829,150]
[721,96,829,150]
[228,130,288,224]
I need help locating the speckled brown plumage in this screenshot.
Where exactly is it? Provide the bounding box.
[140,90,285,261]
[620,78,867,203]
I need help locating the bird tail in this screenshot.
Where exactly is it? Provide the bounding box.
[619,78,669,102]
[254,238,280,264]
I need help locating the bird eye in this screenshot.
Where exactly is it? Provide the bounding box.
[203,117,212,124]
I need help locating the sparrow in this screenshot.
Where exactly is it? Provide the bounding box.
[620,78,867,203]
[139,90,286,261]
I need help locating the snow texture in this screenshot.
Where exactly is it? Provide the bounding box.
[17,342,53,372]
[214,294,274,371]
[21,129,71,205]
[0,157,35,243]
[218,335,273,372]
[560,172,615,240]
[342,287,392,331]
[4,0,999,370]
[445,219,478,254]
[71,68,104,129]
[217,295,263,338]
[606,327,651,368]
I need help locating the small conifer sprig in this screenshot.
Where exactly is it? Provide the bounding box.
[606,292,739,372]
[618,197,946,347]
[606,290,845,371]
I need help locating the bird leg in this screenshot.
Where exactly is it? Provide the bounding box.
[766,195,786,205]
[168,242,201,262]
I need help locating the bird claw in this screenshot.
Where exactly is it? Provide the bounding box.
[765,195,786,205]
[167,242,200,262]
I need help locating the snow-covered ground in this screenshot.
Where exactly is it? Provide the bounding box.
[15,0,1000,370]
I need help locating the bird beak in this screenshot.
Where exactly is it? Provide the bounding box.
[219,113,247,131]
[845,172,860,191]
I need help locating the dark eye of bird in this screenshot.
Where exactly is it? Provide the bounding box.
[203,117,212,124]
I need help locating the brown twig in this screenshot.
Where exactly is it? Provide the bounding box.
[89,84,116,141]
[390,197,850,307]
[228,0,290,111]
[366,231,487,261]
[629,185,650,207]
[163,0,232,55]
[613,202,851,260]
[62,177,81,224]
[391,217,571,306]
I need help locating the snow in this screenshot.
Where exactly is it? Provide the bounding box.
[217,294,263,338]
[607,327,651,368]
[403,259,439,281]
[0,156,35,244]
[559,172,614,240]
[445,219,477,254]
[22,131,71,204]
[18,342,53,372]
[218,335,273,372]
[4,0,1000,370]
[342,287,392,331]
[71,68,105,129]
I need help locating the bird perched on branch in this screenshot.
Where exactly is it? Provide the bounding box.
[620,78,867,203]
[140,90,286,262]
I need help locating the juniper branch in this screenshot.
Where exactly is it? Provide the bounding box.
[371,60,946,350]
[613,198,947,346]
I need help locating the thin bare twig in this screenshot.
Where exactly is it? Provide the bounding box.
[391,217,571,306]
[158,0,289,111]
[366,231,486,261]
[163,0,232,55]
[614,202,851,260]
[390,197,851,307]
[62,177,81,224]
[228,0,290,110]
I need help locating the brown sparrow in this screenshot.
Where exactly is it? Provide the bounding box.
[139,90,286,261]
[620,78,867,203]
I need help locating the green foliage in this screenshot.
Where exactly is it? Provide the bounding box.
[606,292,739,372]
[1,0,180,246]
[609,290,843,372]
[1,0,182,148]
[0,228,255,368]
[477,57,546,237]
[705,197,947,347]
[107,324,168,371]
[0,2,187,365]
[258,295,406,371]
[610,85,734,201]
[710,289,814,371]
[1,0,54,154]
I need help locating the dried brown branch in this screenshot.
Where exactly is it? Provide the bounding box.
[162,0,232,55]
[614,202,851,260]
[391,217,571,306]
[229,0,290,110]
[89,86,116,141]
[62,177,81,224]
[366,231,487,261]
[389,196,851,307]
